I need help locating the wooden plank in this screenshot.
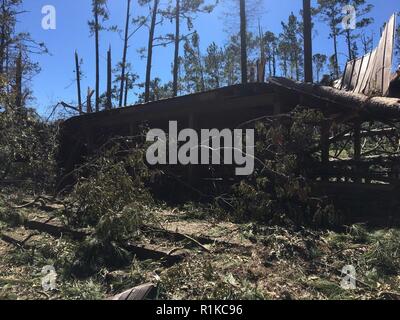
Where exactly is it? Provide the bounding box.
[358,49,377,94]
[364,14,396,96]
[342,60,355,90]
[109,283,157,300]
[383,14,397,96]
[350,56,363,91]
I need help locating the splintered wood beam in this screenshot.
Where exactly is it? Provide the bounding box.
[87,88,94,113]
[345,127,398,139]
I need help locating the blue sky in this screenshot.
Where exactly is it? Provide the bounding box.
[16,0,399,116]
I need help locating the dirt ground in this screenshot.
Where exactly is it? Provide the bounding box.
[1,195,400,300]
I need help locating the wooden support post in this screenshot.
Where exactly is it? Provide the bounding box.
[353,121,361,161]
[187,113,195,186]
[273,91,282,115]
[353,120,362,183]
[321,120,330,181]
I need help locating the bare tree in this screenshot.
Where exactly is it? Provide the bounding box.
[89,0,110,112]
[240,0,248,84]
[303,0,313,83]
[313,53,327,82]
[163,0,215,97]
[106,46,112,110]
[119,0,131,107]
[141,0,160,103]
[316,0,343,78]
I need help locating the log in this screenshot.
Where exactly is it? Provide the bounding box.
[269,77,400,117]
[24,220,87,240]
[0,234,30,249]
[123,243,184,267]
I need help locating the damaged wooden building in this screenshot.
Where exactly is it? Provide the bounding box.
[59,14,400,224]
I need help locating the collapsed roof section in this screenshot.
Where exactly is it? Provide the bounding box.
[335,14,398,97]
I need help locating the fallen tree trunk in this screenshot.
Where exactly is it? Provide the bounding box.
[269,77,400,118]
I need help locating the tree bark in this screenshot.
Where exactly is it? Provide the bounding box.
[272,47,276,76]
[345,29,353,61]
[303,0,313,83]
[119,0,131,107]
[145,0,159,103]
[75,51,82,114]
[239,0,248,84]
[124,72,129,106]
[172,0,180,97]
[333,32,339,79]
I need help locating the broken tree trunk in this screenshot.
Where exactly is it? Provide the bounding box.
[87,87,94,113]
[269,77,400,117]
[75,51,83,114]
